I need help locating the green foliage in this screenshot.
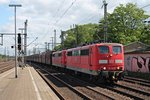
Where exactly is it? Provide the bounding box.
[54,45,62,51]
[57,23,98,49]
[97,3,149,45]
[93,21,105,41]
[140,24,150,45]
[0,54,6,60]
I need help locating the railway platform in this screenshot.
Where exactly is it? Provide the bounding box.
[0,65,59,100]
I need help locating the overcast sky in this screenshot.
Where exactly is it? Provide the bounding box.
[0,0,150,56]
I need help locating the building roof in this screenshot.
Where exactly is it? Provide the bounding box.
[124,41,150,54]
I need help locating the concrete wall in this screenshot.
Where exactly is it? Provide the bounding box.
[125,54,150,73]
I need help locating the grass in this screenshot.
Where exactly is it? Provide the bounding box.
[0,55,6,62]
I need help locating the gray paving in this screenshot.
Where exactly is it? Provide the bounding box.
[0,65,59,100]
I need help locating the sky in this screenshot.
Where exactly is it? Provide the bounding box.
[0,0,150,56]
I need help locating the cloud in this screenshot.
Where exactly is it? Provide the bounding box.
[0,0,150,55]
[0,0,9,4]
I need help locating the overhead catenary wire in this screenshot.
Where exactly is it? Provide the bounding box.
[55,0,77,25]
[79,14,100,24]
[53,0,66,18]
[41,0,77,42]
[141,4,150,8]
[78,4,102,24]
[35,0,67,43]
[78,0,120,25]
[79,2,150,25]
[27,37,38,47]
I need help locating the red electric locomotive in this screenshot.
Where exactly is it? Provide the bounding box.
[45,50,51,65]
[52,50,66,67]
[27,42,124,82]
[65,43,124,81]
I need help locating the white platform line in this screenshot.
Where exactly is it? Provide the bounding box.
[28,67,42,100]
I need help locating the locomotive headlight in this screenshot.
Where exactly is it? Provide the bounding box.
[103,67,106,70]
[117,67,120,70]
[117,66,122,70]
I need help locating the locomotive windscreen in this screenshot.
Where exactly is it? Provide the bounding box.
[112,46,122,54]
[99,46,109,54]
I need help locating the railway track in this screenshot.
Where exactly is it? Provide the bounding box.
[31,63,132,100]
[0,66,13,73]
[113,83,150,100]
[30,62,150,100]
[0,61,14,74]
[123,76,150,87]
[68,69,150,100]
[33,64,92,100]
[97,81,150,100]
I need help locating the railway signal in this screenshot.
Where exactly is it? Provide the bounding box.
[18,44,21,50]
[11,46,14,48]
[18,33,21,50]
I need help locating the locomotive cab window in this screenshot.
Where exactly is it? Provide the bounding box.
[113,46,121,54]
[99,46,109,54]
[55,53,59,57]
[80,49,89,56]
[58,53,62,57]
[52,54,55,57]
[67,51,72,56]
[73,50,80,56]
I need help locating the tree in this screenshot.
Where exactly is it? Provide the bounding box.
[62,23,98,49]
[140,24,150,45]
[97,3,149,45]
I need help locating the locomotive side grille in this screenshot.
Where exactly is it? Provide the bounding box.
[99,59,123,64]
[108,59,123,64]
[99,60,108,64]
[115,59,122,63]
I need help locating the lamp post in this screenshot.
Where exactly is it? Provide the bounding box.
[51,37,54,50]
[54,29,56,47]
[103,0,108,42]
[9,4,22,78]
[24,20,28,66]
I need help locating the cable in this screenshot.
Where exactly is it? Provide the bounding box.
[27,37,38,47]
[141,4,150,9]
[41,0,77,41]
[53,0,66,18]
[78,1,103,24]
[55,0,77,25]
[79,14,98,24]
